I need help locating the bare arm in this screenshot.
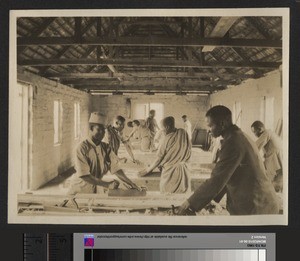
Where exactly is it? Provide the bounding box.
[81,175,114,188]
[75,145,117,189]
[123,141,137,162]
[138,157,163,177]
[138,136,166,176]
[114,169,142,191]
[126,128,137,140]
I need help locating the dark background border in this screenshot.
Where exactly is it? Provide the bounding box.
[1,0,299,260]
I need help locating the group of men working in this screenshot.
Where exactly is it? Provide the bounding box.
[67,105,283,216]
[125,110,160,152]
[125,111,193,153]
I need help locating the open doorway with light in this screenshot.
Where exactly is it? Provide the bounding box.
[9,82,33,192]
[133,102,164,125]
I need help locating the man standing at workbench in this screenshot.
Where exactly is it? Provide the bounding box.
[138,116,191,194]
[176,105,280,215]
[67,112,142,195]
[103,115,139,164]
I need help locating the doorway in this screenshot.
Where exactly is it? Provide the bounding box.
[133,102,164,125]
[9,82,33,191]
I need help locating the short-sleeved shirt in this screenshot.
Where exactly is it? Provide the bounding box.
[103,125,125,155]
[68,138,120,194]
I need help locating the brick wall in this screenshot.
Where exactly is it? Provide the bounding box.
[16,69,282,190]
[91,94,210,134]
[209,70,283,139]
[18,71,91,190]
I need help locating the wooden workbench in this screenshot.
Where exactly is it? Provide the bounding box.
[17,188,232,216]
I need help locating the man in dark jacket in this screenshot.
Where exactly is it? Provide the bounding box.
[176,105,279,215]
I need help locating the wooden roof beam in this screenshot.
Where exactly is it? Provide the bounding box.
[61,78,229,86]
[230,47,264,76]
[105,18,121,81]
[73,83,227,92]
[18,17,56,54]
[43,71,257,80]
[37,18,97,74]
[246,17,279,40]
[246,17,282,57]
[202,17,240,52]
[122,19,180,25]
[19,58,281,69]
[17,36,282,49]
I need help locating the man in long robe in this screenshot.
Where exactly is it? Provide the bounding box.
[138,116,191,194]
[176,106,279,215]
[251,121,283,192]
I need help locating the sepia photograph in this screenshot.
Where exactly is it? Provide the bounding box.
[8,8,289,225]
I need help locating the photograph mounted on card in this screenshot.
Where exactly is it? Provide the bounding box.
[8,8,289,225]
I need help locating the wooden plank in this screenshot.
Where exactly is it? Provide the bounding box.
[17,192,190,210]
[74,84,224,92]
[74,17,82,38]
[60,78,229,86]
[129,178,208,192]
[108,188,147,197]
[122,19,180,25]
[203,17,239,52]
[43,71,257,79]
[19,58,281,69]
[18,192,188,201]
[17,36,282,49]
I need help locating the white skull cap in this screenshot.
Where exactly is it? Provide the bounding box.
[89,112,106,124]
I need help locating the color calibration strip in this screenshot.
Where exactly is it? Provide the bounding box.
[85,249,266,261]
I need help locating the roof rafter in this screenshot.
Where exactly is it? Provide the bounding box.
[19,58,281,69]
[37,18,97,74]
[202,17,240,52]
[43,71,257,80]
[72,82,227,92]
[18,17,56,54]
[17,36,282,49]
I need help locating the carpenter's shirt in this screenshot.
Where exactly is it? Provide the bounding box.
[68,138,120,194]
[103,125,125,155]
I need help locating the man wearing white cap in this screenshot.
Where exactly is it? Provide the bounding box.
[67,112,142,194]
